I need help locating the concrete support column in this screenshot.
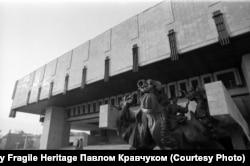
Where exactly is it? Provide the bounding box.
[231,126,246,150]
[40,106,70,149]
[241,54,250,93]
[241,54,250,128]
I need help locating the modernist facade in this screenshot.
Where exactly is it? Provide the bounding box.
[10,0,250,149]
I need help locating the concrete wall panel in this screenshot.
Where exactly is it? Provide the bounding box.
[221,1,250,36]
[110,17,136,75]
[86,53,106,83]
[40,59,57,100]
[12,73,33,108]
[53,51,72,95]
[12,1,250,109]
[138,1,173,66]
[103,30,111,52]
[205,81,250,140]
[129,15,139,40]
[173,1,217,53]
[68,42,89,90]
[29,66,45,103]
[87,33,109,83]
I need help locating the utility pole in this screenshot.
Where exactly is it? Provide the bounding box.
[15,142,20,150]
[23,136,28,150]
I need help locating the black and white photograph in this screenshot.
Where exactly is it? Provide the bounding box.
[1,0,250,153]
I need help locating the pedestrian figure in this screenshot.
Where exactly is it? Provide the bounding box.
[78,138,83,150]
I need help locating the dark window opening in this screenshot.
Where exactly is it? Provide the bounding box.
[66,108,71,117]
[111,98,115,106]
[79,105,83,115]
[93,102,97,112]
[72,107,75,116]
[74,107,79,116]
[78,106,81,115]
[97,101,103,112]
[100,129,107,137]
[138,90,142,100]
[191,80,199,89]
[117,96,123,107]
[63,75,69,95]
[163,85,168,94]
[132,44,139,72]
[93,103,97,112]
[168,29,178,61]
[98,100,104,107]
[179,82,187,97]
[213,10,230,45]
[81,66,87,89]
[26,90,31,106]
[204,77,212,84]
[70,108,74,116]
[90,130,98,136]
[37,87,42,103]
[39,115,45,122]
[96,103,100,112]
[12,80,19,100]
[83,105,86,114]
[104,98,109,105]
[104,57,110,82]
[131,92,139,105]
[169,85,176,99]
[49,81,54,99]
[217,72,237,89]
[88,103,92,113]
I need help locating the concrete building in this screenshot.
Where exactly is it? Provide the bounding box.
[10,0,250,149]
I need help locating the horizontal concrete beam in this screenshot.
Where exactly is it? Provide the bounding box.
[99,105,120,130]
[205,81,250,141]
[67,113,99,122]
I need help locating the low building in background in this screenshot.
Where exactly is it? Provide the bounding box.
[0,130,40,150]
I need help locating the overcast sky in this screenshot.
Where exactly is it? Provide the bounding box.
[0,0,162,136]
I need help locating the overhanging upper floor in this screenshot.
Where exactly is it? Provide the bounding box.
[10,0,250,115]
